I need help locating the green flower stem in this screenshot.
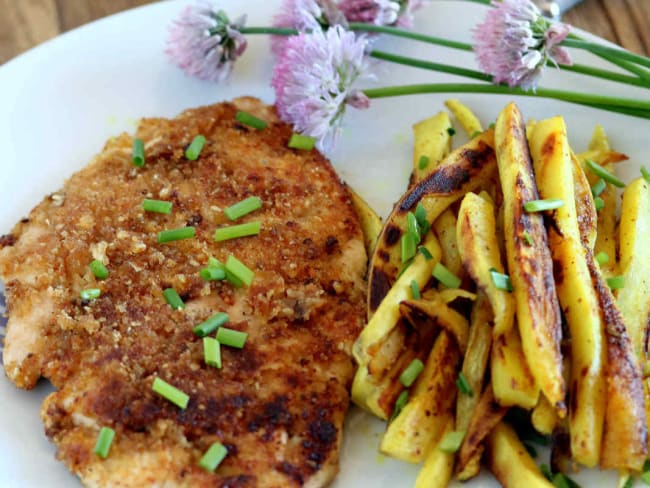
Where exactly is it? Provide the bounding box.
[559,63,649,88]
[240,26,298,35]
[362,83,650,119]
[348,23,474,52]
[561,38,650,69]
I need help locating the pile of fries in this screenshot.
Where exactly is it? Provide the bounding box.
[350,101,650,487]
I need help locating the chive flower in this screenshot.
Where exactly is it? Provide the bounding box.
[271,25,371,151]
[473,0,572,90]
[339,0,427,28]
[166,1,248,82]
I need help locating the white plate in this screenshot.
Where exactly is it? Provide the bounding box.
[0,1,647,486]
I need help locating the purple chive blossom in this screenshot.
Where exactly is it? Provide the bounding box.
[272,25,371,151]
[166,1,247,82]
[473,0,572,90]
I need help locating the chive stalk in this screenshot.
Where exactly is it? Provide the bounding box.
[438,430,465,453]
[223,197,262,221]
[401,233,417,263]
[225,255,254,286]
[456,372,473,396]
[193,312,229,337]
[490,269,513,292]
[200,267,226,281]
[132,138,145,167]
[203,337,222,369]
[523,199,564,212]
[591,179,606,197]
[89,260,109,280]
[418,155,430,170]
[81,288,101,301]
[607,275,625,290]
[158,227,196,243]
[214,221,261,242]
[163,288,185,310]
[399,358,424,387]
[585,159,625,188]
[595,252,610,265]
[642,166,650,183]
[185,135,206,160]
[418,246,433,260]
[410,279,421,300]
[288,133,316,150]
[152,377,189,409]
[594,196,605,211]
[390,390,409,422]
[522,231,534,246]
[142,198,173,214]
[93,427,115,459]
[198,442,228,472]
[216,327,248,349]
[235,111,267,129]
[432,262,461,289]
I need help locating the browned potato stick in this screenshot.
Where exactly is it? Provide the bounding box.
[617,177,650,362]
[367,130,497,315]
[491,326,539,408]
[530,116,606,467]
[494,102,565,413]
[457,386,508,480]
[412,111,453,184]
[571,153,597,250]
[348,186,383,258]
[380,331,460,463]
[457,191,515,336]
[433,209,463,277]
[587,256,648,470]
[531,396,557,435]
[486,422,554,488]
[414,413,455,488]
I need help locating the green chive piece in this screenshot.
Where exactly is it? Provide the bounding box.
[551,473,581,488]
[152,377,189,409]
[225,255,254,287]
[390,390,409,422]
[80,288,101,301]
[216,327,248,349]
[591,178,606,197]
[399,358,424,387]
[414,203,429,235]
[208,256,224,269]
[158,227,195,243]
[288,133,316,150]
[401,233,417,263]
[410,280,421,300]
[446,127,456,136]
[523,199,564,212]
[132,138,145,167]
[185,135,206,160]
[522,231,534,246]
[89,260,109,280]
[540,464,553,481]
[595,252,610,265]
[418,246,433,260]
[203,337,222,369]
[214,221,261,242]
[607,275,625,290]
[93,427,115,459]
[490,269,513,292]
[432,262,461,289]
[224,196,262,221]
[193,312,229,337]
[585,159,625,188]
[642,166,650,183]
[456,372,473,396]
[523,442,537,458]
[142,198,172,214]
[163,288,185,310]
[407,213,421,242]
[418,155,430,170]
[594,196,605,211]
[438,430,465,453]
[470,131,481,139]
[488,122,496,129]
[198,442,228,472]
[200,267,226,281]
[643,459,650,473]
[622,476,635,488]
[641,471,650,484]
[235,111,267,130]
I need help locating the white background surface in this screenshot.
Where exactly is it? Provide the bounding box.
[0,1,648,486]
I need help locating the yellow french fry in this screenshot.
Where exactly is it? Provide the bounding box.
[412,111,453,184]
[445,98,483,137]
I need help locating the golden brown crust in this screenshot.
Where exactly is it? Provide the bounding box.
[0,98,367,487]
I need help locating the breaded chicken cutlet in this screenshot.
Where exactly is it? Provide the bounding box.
[0,97,367,487]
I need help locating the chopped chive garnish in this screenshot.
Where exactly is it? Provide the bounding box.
[142,198,172,214]
[390,390,409,422]
[641,471,650,484]
[591,179,606,197]
[522,231,534,246]
[235,111,267,130]
[152,377,189,409]
[607,275,625,290]
[585,159,625,188]
[203,337,221,369]
[418,246,433,260]
[490,268,513,292]
[214,221,261,242]
[540,464,553,480]
[80,288,101,301]
[407,213,420,242]
[488,122,496,129]
[446,127,456,136]
[89,260,109,280]
[185,135,206,160]
[523,442,537,458]
[193,312,229,337]
[418,155,430,170]
[200,267,226,281]
[523,199,564,212]
[208,256,224,269]
[401,233,417,264]
[198,442,228,472]
[622,476,635,488]
[93,427,115,459]
[224,196,262,221]
[456,372,473,396]
[432,262,461,289]
[595,252,610,265]
[225,255,254,286]
[132,138,145,167]
[551,473,581,488]
[410,279,421,300]
[157,226,195,243]
[216,327,248,349]
[288,133,316,150]
[438,430,465,453]
[642,166,650,183]
[471,130,481,139]
[399,358,424,387]
[414,203,429,235]
[163,288,185,310]
[594,196,605,211]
